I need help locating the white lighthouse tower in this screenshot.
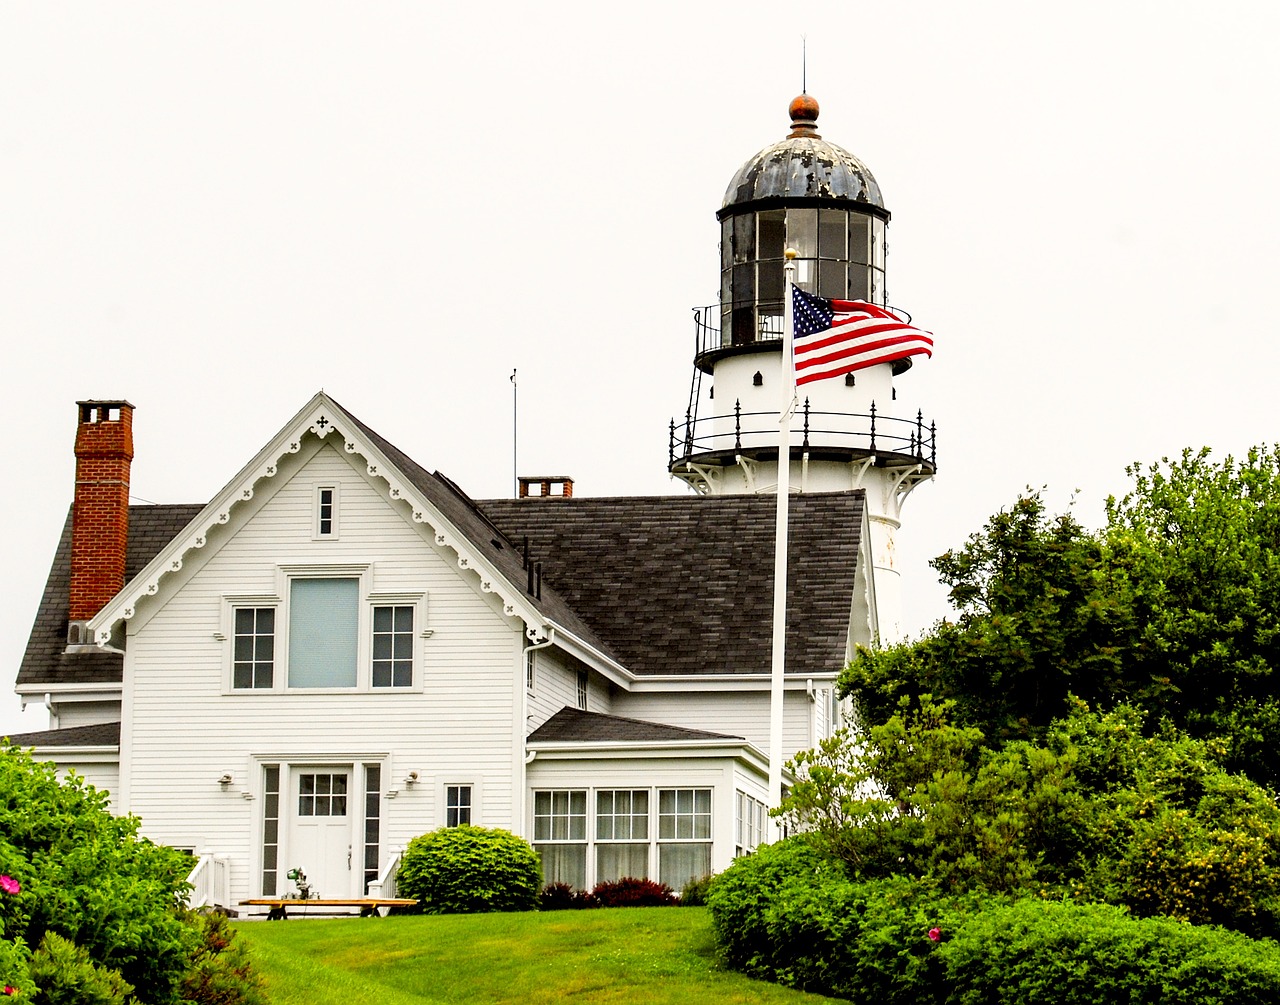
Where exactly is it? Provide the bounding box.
[669,95,936,643]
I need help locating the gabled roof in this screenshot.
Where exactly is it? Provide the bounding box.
[84,393,610,660]
[480,492,865,678]
[19,393,867,693]
[528,707,741,743]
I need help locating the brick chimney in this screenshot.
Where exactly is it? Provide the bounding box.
[69,400,135,634]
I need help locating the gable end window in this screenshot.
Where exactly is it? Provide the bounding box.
[314,485,339,538]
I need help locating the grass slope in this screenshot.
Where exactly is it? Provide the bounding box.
[234,906,838,1004]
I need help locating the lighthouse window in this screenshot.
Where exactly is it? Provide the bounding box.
[849,215,871,265]
[757,210,785,261]
[720,218,733,272]
[732,214,754,265]
[819,261,847,300]
[785,209,817,259]
[818,209,846,260]
[848,265,871,301]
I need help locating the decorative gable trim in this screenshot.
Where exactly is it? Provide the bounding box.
[87,393,547,645]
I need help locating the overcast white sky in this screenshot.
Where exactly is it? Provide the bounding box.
[3,2,1278,736]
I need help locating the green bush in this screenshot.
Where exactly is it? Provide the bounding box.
[589,878,677,907]
[939,898,1280,1004]
[27,932,133,1005]
[397,825,541,914]
[678,874,714,906]
[0,935,33,1001]
[177,911,267,1005]
[0,745,198,1003]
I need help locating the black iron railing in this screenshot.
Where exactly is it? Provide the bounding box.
[669,397,937,470]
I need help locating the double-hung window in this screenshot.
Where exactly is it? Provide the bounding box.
[658,788,712,888]
[595,790,649,882]
[533,790,587,889]
[372,605,414,688]
[446,785,472,827]
[233,608,275,689]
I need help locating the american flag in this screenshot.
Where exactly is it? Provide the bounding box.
[792,287,933,386]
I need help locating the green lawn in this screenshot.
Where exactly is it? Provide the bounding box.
[233,906,839,1004]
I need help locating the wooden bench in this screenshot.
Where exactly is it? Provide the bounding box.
[240,897,418,920]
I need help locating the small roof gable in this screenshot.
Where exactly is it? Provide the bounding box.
[480,492,865,678]
[528,707,741,743]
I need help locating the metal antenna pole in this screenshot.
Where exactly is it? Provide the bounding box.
[510,369,518,498]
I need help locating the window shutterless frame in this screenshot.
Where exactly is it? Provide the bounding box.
[221,569,426,693]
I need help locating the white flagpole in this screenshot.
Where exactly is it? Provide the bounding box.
[769,252,798,840]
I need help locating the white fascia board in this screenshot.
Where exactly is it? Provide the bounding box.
[87,392,545,644]
[542,620,634,688]
[25,746,119,764]
[625,673,839,693]
[528,738,771,774]
[15,684,122,699]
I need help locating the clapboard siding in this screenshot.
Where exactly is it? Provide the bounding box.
[611,690,814,758]
[121,442,524,904]
[527,649,613,728]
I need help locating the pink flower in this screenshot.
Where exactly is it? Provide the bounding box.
[2,985,13,996]
[927,927,942,942]
[0,876,18,896]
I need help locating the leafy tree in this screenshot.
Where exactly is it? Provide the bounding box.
[845,446,1280,786]
[779,698,1280,936]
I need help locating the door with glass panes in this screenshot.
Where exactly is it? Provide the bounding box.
[289,768,353,899]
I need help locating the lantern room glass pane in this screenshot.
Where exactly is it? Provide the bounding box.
[721,218,733,271]
[819,209,846,260]
[819,261,846,300]
[757,209,785,261]
[848,264,871,301]
[732,263,755,306]
[849,214,871,265]
[872,218,886,271]
[785,209,817,259]
[732,214,754,265]
[758,260,784,304]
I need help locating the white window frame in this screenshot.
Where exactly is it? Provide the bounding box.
[531,786,714,892]
[313,484,340,540]
[221,569,426,694]
[444,783,474,827]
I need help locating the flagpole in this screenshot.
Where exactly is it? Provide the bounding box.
[769,251,798,840]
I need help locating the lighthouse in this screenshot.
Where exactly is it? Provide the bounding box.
[669,95,936,643]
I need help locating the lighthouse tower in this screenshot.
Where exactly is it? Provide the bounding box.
[669,95,936,643]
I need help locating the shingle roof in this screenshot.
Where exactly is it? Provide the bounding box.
[18,398,864,691]
[17,505,205,689]
[3,720,121,749]
[328,399,615,661]
[479,492,864,677]
[528,707,741,743]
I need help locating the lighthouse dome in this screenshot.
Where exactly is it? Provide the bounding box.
[721,95,886,215]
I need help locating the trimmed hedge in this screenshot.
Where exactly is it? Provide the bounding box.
[396,825,541,914]
[706,838,1280,1004]
[939,899,1280,1005]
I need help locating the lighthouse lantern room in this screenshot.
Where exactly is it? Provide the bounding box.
[669,95,937,642]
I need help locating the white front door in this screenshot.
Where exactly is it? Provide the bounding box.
[289,768,353,899]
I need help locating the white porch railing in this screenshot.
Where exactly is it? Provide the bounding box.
[367,846,404,916]
[185,849,231,910]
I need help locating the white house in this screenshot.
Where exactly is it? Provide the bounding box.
[11,94,934,912]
